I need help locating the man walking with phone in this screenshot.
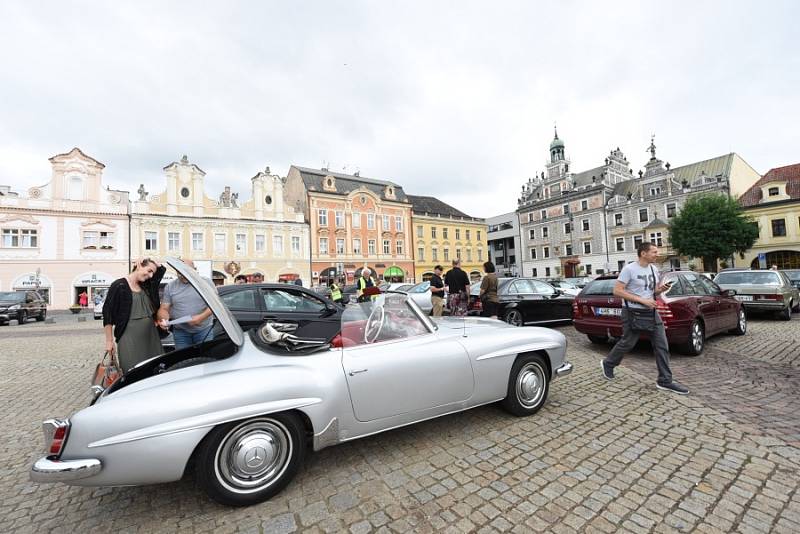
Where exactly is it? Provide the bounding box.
[601,243,689,395]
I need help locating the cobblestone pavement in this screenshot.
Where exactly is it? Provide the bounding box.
[2,317,799,533]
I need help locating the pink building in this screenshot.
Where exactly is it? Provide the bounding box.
[0,148,130,309]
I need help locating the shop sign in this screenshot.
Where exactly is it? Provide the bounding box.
[12,273,53,288]
[74,272,113,286]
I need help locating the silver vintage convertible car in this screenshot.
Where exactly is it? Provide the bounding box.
[31,258,572,506]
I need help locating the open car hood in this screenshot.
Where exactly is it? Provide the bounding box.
[165,257,244,346]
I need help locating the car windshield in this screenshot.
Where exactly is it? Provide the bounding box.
[407,281,431,294]
[0,292,23,301]
[581,279,617,296]
[340,292,432,346]
[715,272,782,286]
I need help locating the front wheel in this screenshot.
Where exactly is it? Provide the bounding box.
[729,308,747,336]
[196,413,305,506]
[682,319,705,356]
[36,309,46,322]
[18,311,27,325]
[504,309,523,327]
[501,354,550,416]
[792,299,800,313]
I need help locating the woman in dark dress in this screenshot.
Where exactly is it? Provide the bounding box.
[102,258,167,370]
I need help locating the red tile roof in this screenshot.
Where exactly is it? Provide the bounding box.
[738,163,800,207]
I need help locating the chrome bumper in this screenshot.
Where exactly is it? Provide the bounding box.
[30,457,102,483]
[555,361,573,378]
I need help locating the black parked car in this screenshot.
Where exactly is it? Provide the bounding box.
[0,291,47,325]
[784,269,800,291]
[496,278,574,326]
[217,283,342,341]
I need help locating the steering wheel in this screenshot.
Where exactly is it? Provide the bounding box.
[364,305,385,344]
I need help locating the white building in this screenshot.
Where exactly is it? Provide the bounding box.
[0,148,130,308]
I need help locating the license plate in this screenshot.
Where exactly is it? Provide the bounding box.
[594,307,621,316]
[735,295,753,302]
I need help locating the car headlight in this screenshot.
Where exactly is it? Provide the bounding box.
[8,304,20,310]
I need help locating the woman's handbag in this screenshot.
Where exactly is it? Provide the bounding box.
[91,351,120,388]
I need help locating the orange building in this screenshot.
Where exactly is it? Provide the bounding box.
[285,166,414,285]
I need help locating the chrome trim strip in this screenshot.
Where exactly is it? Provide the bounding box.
[30,457,102,482]
[555,362,573,378]
[476,342,559,361]
[87,397,322,448]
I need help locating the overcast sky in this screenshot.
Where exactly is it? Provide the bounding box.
[1,1,797,218]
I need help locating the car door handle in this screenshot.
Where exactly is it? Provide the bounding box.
[348,368,368,376]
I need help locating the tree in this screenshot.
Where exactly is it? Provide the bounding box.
[668,194,759,272]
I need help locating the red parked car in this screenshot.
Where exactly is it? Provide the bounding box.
[572,270,747,355]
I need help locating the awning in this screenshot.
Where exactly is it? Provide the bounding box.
[384,266,404,277]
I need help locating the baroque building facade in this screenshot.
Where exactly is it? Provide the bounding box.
[738,163,800,269]
[284,166,414,285]
[0,148,130,308]
[132,156,310,285]
[518,132,761,277]
[407,195,487,282]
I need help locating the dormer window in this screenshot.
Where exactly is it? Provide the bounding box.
[383,185,396,199]
[323,176,336,192]
[768,187,779,197]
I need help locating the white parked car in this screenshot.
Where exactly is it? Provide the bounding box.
[30,258,572,506]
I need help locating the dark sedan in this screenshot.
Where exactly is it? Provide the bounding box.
[572,271,746,355]
[496,277,574,326]
[217,283,342,341]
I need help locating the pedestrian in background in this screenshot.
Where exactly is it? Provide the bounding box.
[329,279,343,305]
[79,291,88,307]
[430,265,446,317]
[445,258,470,317]
[601,242,689,395]
[157,259,214,350]
[234,274,248,284]
[294,277,303,287]
[103,258,166,370]
[479,261,499,319]
[252,272,264,283]
[357,268,378,302]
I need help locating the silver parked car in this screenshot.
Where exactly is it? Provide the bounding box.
[31,258,572,506]
[715,270,800,320]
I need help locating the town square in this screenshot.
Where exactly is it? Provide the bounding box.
[1,1,799,533]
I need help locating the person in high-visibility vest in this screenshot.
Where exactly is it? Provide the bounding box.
[329,280,343,304]
[356,268,378,302]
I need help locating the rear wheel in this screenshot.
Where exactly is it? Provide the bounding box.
[501,354,550,416]
[18,311,27,325]
[504,309,523,327]
[682,319,705,356]
[777,305,791,321]
[196,413,305,506]
[587,335,608,345]
[729,308,747,335]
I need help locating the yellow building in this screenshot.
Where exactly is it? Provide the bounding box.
[407,195,487,282]
[132,156,311,284]
[738,163,800,269]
